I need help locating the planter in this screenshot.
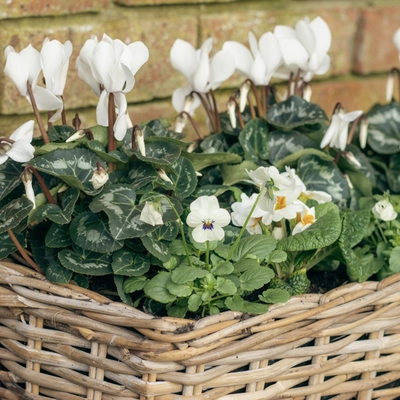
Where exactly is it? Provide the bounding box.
[1,260,400,400]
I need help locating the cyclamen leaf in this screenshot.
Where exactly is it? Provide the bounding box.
[141,236,171,262]
[135,141,181,170]
[387,154,400,192]
[238,118,269,162]
[0,196,33,234]
[220,160,259,186]
[127,161,158,189]
[0,230,26,258]
[184,152,242,171]
[266,96,328,131]
[58,248,112,275]
[0,159,23,201]
[45,223,72,248]
[47,125,76,142]
[86,140,130,163]
[194,185,243,202]
[70,211,123,253]
[112,248,150,276]
[29,148,106,196]
[240,267,274,291]
[169,156,197,198]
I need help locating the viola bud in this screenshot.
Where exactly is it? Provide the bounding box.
[226,98,237,129]
[140,201,163,226]
[21,170,36,209]
[174,113,187,133]
[89,164,108,189]
[157,169,173,184]
[239,81,251,112]
[372,199,397,221]
[359,116,368,149]
[66,129,85,143]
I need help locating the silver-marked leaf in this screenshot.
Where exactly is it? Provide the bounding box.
[86,140,130,163]
[387,153,400,192]
[220,160,259,186]
[0,230,26,258]
[47,125,76,142]
[34,142,79,156]
[269,130,319,165]
[267,96,328,131]
[185,152,242,171]
[127,161,158,189]
[195,185,243,202]
[112,248,150,276]
[0,160,24,201]
[114,275,134,306]
[169,156,197,198]
[58,247,112,275]
[29,148,106,195]
[144,271,176,303]
[0,196,33,234]
[274,148,333,170]
[70,211,123,253]
[135,141,181,169]
[366,102,400,154]
[297,154,350,207]
[45,223,72,248]
[238,118,269,161]
[45,262,73,284]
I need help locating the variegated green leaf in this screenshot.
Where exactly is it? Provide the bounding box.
[185,151,242,171]
[29,148,106,195]
[70,211,123,253]
[267,96,328,131]
[220,160,259,186]
[0,230,26,258]
[387,153,400,192]
[366,102,400,154]
[297,154,350,207]
[141,235,171,262]
[238,118,269,162]
[34,142,79,156]
[86,140,130,163]
[112,248,150,276]
[169,156,197,198]
[135,142,181,169]
[0,196,33,234]
[194,185,243,202]
[45,223,72,248]
[127,161,158,189]
[58,246,112,275]
[47,125,76,142]
[0,159,23,201]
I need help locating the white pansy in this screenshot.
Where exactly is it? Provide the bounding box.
[186,196,231,243]
[140,202,164,226]
[372,199,398,221]
[320,108,363,151]
[4,44,62,111]
[170,38,235,113]
[0,121,35,165]
[292,206,316,235]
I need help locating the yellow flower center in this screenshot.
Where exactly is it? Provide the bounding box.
[275,196,286,210]
[297,210,315,226]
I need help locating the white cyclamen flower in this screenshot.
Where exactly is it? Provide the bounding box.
[89,164,109,189]
[76,34,149,140]
[0,121,35,165]
[186,196,231,243]
[170,38,235,113]
[320,108,363,151]
[292,206,316,235]
[140,202,164,226]
[40,38,73,122]
[372,199,398,221]
[4,44,62,111]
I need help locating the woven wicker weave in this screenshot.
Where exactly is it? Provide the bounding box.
[1,260,400,400]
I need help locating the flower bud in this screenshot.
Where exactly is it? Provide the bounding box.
[343,151,361,168]
[386,70,395,102]
[226,98,237,129]
[239,81,251,112]
[140,201,163,226]
[343,174,353,189]
[135,128,146,157]
[21,170,36,209]
[372,199,398,221]
[174,113,187,133]
[359,116,368,149]
[183,94,194,114]
[272,226,284,240]
[157,169,173,184]
[89,164,108,189]
[66,129,85,143]
[0,141,12,155]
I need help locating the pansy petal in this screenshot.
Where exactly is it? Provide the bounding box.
[209,208,231,227]
[170,39,198,83]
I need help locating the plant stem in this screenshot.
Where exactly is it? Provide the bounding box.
[192,91,217,133]
[61,96,67,125]
[26,82,49,143]
[209,90,221,132]
[107,93,117,172]
[180,111,204,140]
[303,246,336,271]
[376,219,388,243]
[347,115,362,145]
[205,241,210,271]
[247,95,256,119]
[226,188,265,263]
[27,166,56,204]
[247,79,263,118]
[7,229,44,274]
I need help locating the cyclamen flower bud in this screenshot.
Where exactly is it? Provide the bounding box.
[239,81,251,112]
[140,201,163,226]
[174,113,187,133]
[135,128,146,157]
[89,164,108,189]
[66,129,85,143]
[359,116,368,149]
[21,170,36,209]
[226,98,237,129]
[158,169,173,184]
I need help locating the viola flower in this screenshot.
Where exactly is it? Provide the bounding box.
[186,196,231,243]
[140,202,164,226]
[170,38,235,114]
[320,107,363,151]
[40,38,73,122]
[292,206,316,235]
[76,34,149,140]
[4,44,62,111]
[372,199,398,222]
[231,193,268,234]
[0,121,35,165]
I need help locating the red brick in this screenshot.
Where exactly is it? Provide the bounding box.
[353,6,400,74]
[0,0,109,19]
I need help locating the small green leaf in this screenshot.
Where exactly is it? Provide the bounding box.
[135,142,181,170]
[232,234,277,262]
[220,160,259,186]
[259,288,291,304]
[86,140,130,163]
[112,248,150,276]
[47,125,76,142]
[123,276,148,293]
[166,278,193,297]
[389,247,400,272]
[127,161,158,189]
[215,277,237,295]
[188,293,202,312]
[212,261,234,276]
[169,156,197,198]
[144,272,176,303]
[114,275,134,306]
[195,185,243,201]
[185,152,242,171]
[240,267,274,291]
[171,265,208,284]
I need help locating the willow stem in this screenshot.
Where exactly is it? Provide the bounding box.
[7,229,44,274]
[26,166,56,204]
[26,82,49,143]
[180,111,204,140]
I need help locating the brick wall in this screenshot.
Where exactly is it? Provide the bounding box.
[1,0,400,140]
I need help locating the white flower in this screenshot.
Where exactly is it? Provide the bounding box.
[21,170,35,209]
[157,169,173,184]
[292,206,316,235]
[272,226,284,240]
[186,196,230,243]
[0,121,35,165]
[40,38,73,122]
[372,199,397,221]
[76,34,149,140]
[393,28,400,59]
[89,164,109,189]
[320,108,363,151]
[231,193,267,234]
[170,38,235,113]
[359,117,368,149]
[223,31,282,86]
[140,202,164,226]
[4,44,62,111]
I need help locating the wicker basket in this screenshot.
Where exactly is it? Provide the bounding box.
[1,261,400,400]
